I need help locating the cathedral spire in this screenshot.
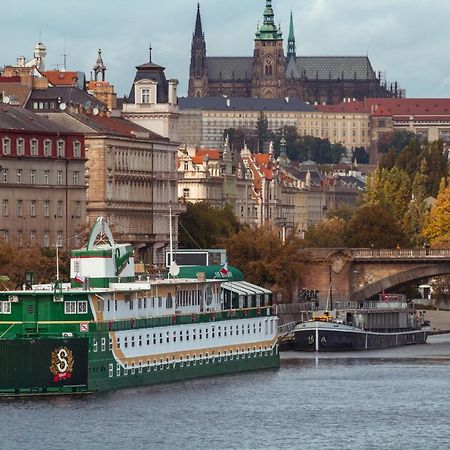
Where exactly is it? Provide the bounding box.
[287,11,296,59]
[194,2,203,37]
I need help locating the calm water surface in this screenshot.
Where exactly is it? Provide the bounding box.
[2,335,450,450]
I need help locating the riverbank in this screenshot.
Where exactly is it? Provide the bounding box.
[424,310,450,333]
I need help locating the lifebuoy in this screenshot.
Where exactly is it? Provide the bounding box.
[192,313,197,323]
[243,308,248,317]
[172,314,177,325]
[257,307,261,317]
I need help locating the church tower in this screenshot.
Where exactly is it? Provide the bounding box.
[251,0,285,98]
[188,3,209,97]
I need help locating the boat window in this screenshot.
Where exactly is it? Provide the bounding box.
[265,320,269,335]
[158,297,162,308]
[139,335,142,346]
[114,300,118,311]
[205,285,213,305]
[167,292,173,308]
[93,338,98,352]
[101,338,106,352]
[64,301,76,315]
[138,362,143,373]
[186,330,190,341]
[179,330,183,342]
[78,301,88,314]
[117,337,121,349]
[107,300,110,312]
[124,337,128,348]
[144,298,147,309]
[116,364,121,377]
[146,334,150,345]
[153,333,156,344]
[124,364,128,375]
[224,326,227,337]
[173,331,177,342]
[108,364,113,378]
[159,333,163,344]
[109,338,113,351]
[131,336,135,347]
[129,300,134,310]
[166,332,170,343]
[212,327,215,338]
[193,329,196,340]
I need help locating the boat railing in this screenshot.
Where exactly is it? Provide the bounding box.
[93,306,276,333]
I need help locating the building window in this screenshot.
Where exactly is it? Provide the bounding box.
[2,200,8,217]
[17,200,23,217]
[2,168,8,183]
[44,170,49,185]
[57,140,65,157]
[30,230,36,244]
[183,161,189,171]
[43,231,49,248]
[73,141,81,158]
[56,231,63,247]
[78,301,88,314]
[74,201,81,218]
[57,201,63,217]
[44,140,52,157]
[30,139,38,156]
[44,200,50,217]
[2,229,8,242]
[30,170,36,184]
[30,200,36,217]
[141,88,150,104]
[16,138,25,156]
[17,230,23,247]
[57,170,63,185]
[2,137,11,155]
[72,171,79,185]
[16,169,22,184]
[183,188,190,198]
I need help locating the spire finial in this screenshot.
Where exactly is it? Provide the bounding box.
[149,43,152,63]
[194,2,203,37]
[287,10,296,59]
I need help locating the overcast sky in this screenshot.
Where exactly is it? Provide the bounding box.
[2,0,449,99]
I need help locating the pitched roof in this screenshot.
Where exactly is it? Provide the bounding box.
[179,96,315,112]
[196,148,220,160]
[0,104,74,133]
[42,111,167,141]
[366,98,450,116]
[206,57,253,81]
[127,60,168,104]
[316,100,367,113]
[43,71,79,86]
[26,86,106,110]
[287,56,377,81]
[0,81,31,106]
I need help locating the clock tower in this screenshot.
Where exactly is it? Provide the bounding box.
[251,0,285,98]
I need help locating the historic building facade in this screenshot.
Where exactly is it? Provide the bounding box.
[188,1,400,104]
[0,105,86,250]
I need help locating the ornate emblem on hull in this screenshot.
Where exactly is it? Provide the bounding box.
[49,347,74,382]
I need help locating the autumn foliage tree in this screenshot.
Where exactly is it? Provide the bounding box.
[423,185,450,247]
[220,226,305,302]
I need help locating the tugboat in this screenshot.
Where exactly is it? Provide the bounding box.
[292,294,428,351]
[0,217,279,396]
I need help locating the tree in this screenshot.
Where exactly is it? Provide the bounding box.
[378,130,417,155]
[304,218,346,248]
[220,226,305,302]
[352,147,369,164]
[423,185,450,247]
[223,127,257,152]
[343,203,409,248]
[178,202,240,249]
[255,111,270,153]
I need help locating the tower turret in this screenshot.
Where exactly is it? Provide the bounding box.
[93,49,107,81]
[251,0,285,98]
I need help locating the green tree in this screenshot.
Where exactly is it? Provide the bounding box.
[178,202,240,249]
[343,203,409,248]
[352,147,369,164]
[256,111,270,153]
[378,130,417,155]
[223,127,257,152]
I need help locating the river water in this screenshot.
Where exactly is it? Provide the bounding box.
[2,335,450,450]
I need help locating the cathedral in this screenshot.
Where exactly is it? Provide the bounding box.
[188,1,401,104]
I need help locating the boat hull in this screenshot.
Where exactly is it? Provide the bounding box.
[293,322,428,351]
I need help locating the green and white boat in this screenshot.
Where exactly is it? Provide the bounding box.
[0,218,279,396]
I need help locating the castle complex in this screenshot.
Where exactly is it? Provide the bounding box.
[188,1,401,104]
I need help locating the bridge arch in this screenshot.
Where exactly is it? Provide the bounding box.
[352,263,450,302]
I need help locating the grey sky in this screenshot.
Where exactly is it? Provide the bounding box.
[2,0,449,99]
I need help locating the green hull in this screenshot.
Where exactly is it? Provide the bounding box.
[0,337,279,396]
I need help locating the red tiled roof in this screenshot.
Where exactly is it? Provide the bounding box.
[43,71,79,86]
[196,149,220,160]
[0,76,21,83]
[254,153,270,166]
[192,155,204,164]
[316,101,367,113]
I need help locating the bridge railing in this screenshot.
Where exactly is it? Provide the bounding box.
[352,249,450,259]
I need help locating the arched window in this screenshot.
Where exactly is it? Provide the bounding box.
[265,65,273,76]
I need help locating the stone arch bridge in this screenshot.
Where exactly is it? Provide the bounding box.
[299,248,450,303]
